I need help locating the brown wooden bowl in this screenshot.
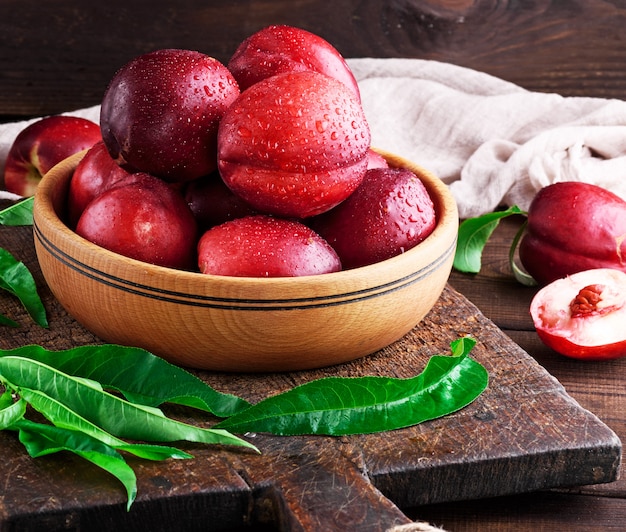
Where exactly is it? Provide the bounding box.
[33,150,458,372]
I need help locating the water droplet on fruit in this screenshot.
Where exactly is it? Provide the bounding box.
[316,120,328,133]
[238,127,252,138]
[204,86,214,97]
[330,131,338,140]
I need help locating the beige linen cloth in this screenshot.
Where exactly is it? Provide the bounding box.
[3,57,626,219]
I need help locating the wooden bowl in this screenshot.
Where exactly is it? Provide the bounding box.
[33,150,458,372]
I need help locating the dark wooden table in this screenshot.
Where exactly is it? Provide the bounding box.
[1,1,625,530]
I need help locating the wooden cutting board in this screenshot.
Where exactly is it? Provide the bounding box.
[0,219,621,531]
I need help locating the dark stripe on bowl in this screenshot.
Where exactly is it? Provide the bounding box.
[34,221,455,310]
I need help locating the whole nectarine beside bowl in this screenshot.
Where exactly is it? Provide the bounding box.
[32,149,458,372]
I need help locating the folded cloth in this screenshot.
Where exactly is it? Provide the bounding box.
[3,58,626,218]
[348,58,626,218]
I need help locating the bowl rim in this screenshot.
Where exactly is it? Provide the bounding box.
[33,148,458,290]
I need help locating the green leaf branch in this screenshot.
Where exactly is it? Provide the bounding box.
[0,340,488,510]
[0,349,258,510]
[453,205,536,284]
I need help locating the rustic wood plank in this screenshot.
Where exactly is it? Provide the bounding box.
[508,330,626,498]
[221,437,413,531]
[3,0,626,120]
[411,491,626,531]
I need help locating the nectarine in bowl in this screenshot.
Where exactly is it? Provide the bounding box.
[33,150,458,372]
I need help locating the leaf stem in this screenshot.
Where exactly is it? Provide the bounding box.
[508,219,537,286]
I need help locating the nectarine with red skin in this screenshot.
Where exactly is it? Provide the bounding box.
[311,167,436,269]
[183,172,257,231]
[217,70,370,218]
[227,24,360,99]
[519,181,626,285]
[67,141,134,227]
[197,215,341,277]
[530,268,626,360]
[4,115,101,197]
[100,49,239,183]
[75,173,198,271]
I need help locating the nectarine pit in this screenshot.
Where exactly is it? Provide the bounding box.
[570,284,605,317]
[570,283,622,317]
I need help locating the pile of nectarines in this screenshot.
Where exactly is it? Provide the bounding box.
[5,25,438,277]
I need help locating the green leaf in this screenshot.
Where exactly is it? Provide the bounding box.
[0,344,251,417]
[0,393,26,429]
[0,247,48,327]
[0,387,14,409]
[0,356,257,451]
[0,313,19,328]
[215,339,488,436]
[14,385,192,460]
[453,205,526,273]
[12,418,138,510]
[0,197,34,226]
[0,388,149,509]
[450,336,477,357]
[0,347,255,511]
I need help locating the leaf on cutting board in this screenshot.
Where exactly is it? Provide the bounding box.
[0,197,34,226]
[0,247,48,327]
[453,205,525,273]
[0,356,258,451]
[0,344,251,418]
[14,385,194,461]
[11,418,139,510]
[1,387,197,511]
[215,337,488,436]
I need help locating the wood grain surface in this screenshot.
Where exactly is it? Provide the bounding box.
[3,0,626,121]
[2,1,626,530]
